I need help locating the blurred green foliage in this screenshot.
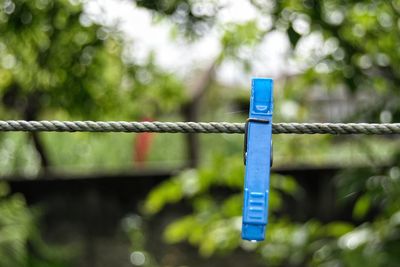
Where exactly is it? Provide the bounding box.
[145,155,299,258]
[0,0,185,120]
[0,182,71,267]
[0,0,400,266]
[144,155,400,266]
[0,182,33,266]
[273,0,400,121]
[0,0,122,118]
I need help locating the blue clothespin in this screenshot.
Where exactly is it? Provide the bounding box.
[242,78,274,241]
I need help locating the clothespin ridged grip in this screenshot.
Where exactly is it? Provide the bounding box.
[242,78,273,241]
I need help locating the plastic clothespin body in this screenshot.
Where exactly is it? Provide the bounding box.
[242,78,274,241]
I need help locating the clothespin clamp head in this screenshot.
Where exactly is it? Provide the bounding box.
[242,78,274,241]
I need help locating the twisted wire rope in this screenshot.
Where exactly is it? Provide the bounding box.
[0,120,399,135]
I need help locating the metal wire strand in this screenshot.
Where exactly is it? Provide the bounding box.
[0,120,399,134]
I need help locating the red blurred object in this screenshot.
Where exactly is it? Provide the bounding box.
[133,118,154,166]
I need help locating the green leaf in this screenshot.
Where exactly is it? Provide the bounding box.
[164,216,195,243]
[353,194,371,220]
[325,222,354,237]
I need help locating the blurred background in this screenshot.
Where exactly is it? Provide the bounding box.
[1,0,400,266]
